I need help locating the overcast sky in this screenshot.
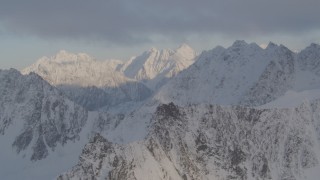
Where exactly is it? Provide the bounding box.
[1,0,320,69]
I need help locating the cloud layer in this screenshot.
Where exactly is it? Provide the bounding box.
[1,0,320,45]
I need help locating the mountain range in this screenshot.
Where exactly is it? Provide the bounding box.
[156,41,320,107]
[1,41,320,179]
[22,44,196,110]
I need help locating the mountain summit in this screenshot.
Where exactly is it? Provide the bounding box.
[53,50,95,63]
[175,43,196,59]
[121,44,197,89]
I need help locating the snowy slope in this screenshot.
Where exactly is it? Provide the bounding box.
[121,44,197,90]
[59,102,320,180]
[22,50,152,110]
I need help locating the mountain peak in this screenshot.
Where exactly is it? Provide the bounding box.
[149,47,158,53]
[300,43,320,55]
[55,50,75,59]
[266,42,278,49]
[248,42,261,49]
[57,49,70,55]
[265,43,292,53]
[176,43,193,51]
[53,50,94,63]
[307,43,320,50]
[231,40,248,47]
[175,43,196,59]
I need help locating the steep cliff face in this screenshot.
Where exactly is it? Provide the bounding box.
[59,102,320,180]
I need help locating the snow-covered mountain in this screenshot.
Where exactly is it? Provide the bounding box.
[120,44,197,90]
[0,68,154,180]
[0,69,91,179]
[59,102,320,180]
[22,50,152,110]
[242,42,320,106]
[295,43,320,90]
[239,43,295,106]
[0,68,88,160]
[155,41,320,107]
[3,41,320,180]
[22,50,124,87]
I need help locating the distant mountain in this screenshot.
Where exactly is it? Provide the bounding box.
[22,46,196,110]
[120,44,197,90]
[22,50,124,87]
[59,102,320,180]
[22,50,152,110]
[19,42,320,110]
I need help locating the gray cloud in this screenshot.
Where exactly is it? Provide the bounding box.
[0,0,319,45]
